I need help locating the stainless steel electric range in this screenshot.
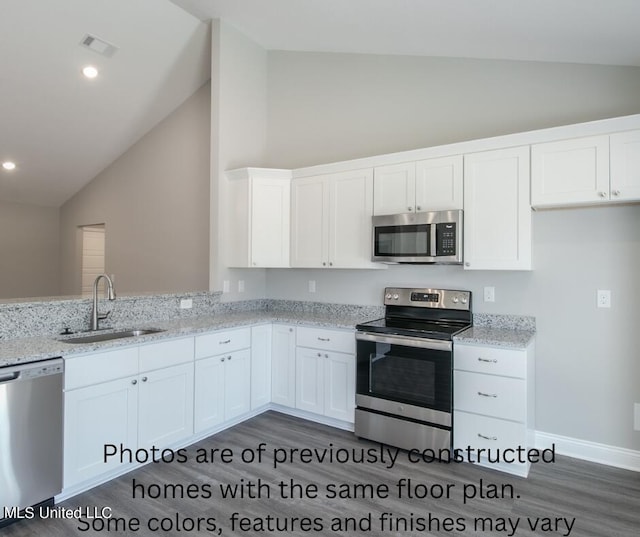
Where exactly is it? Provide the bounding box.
[355,287,472,453]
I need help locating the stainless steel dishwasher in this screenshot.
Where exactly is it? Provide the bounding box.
[0,358,64,525]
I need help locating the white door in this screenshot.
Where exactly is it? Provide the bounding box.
[323,351,355,422]
[610,130,640,202]
[64,376,138,488]
[80,224,105,296]
[224,348,251,420]
[271,325,296,408]
[138,363,194,448]
[194,355,225,432]
[250,325,272,409]
[373,163,416,215]
[295,347,324,414]
[328,168,375,268]
[464,147,531,270]
[415,155,463,211]
[531,135,610,207]
[290,176,327,267]
[251,178,290,267]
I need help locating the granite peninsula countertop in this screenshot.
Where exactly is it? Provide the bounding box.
[0,309,374,367]
[454,326,536,349]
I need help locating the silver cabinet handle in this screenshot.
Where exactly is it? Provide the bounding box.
[598,191,607,198]
[220,357,225,362]
[142,376,148,382]
[612,189,620,196]
[318,337,330,342]
[465,262,470,267]
[289,328,293,332]
[478,433,498,441]
[477,391,498,398]
[131,379,137,385]
[322,262,327,266]
[227,355,232,361]
[324,353,329,358]
[477,357,498,363]
[219,339,231,344]
[416,206,421,211]
[317,352,322,357]
[408,206,413,211]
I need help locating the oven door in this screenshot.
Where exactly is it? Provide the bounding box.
[355,332,452,427]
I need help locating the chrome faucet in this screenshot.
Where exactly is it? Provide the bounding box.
[90,274,116,331]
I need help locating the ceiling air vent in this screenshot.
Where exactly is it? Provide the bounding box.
[80,34,118,57]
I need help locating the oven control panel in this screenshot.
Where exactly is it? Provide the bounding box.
[384,287,471,311]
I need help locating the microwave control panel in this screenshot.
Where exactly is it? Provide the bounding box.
[435,222,457,256]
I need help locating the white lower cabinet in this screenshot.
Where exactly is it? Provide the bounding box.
[295,327,356,423]
[271,324,297,408]
[194,328,251,433]
[453,340,535,477]
[63,337,195,490]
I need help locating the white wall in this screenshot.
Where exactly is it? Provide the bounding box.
[0,200,60,298]
[209,20,269,300]
[59,83,211,295]
[263,51,640,452]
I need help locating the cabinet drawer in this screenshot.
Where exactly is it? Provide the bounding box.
[454,410,526,453]
[65,347,139,390]
[195,327,251,359]
[454,371,526,421]
[139,336,194,372]
[454,343,526,378]
[296,326,355,354]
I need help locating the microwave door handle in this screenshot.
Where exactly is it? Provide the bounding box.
[430,223,437,257]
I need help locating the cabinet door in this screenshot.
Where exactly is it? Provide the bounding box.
[194,355,225,432]
[251,325,272,409]
[64,376,138,488]
[224,348,251,420]
[138,362,194,448]
[323,351,355,422]
[464,147,532,270]
[290,176,328,267]
[373,163,416,215]
[295,347,324,414]
[251,177,291,267]
[271,325,296,407]
[531,135,610,207]
[415,155,463,211]
[610,130,640,202]
[328,168,375,268]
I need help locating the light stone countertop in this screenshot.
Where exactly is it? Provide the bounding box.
[0,310,375,367]
[454,325,536,349]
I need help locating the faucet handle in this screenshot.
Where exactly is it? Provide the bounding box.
[98,310,112,321]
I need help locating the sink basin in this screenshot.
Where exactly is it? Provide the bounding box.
[60,328,165,344]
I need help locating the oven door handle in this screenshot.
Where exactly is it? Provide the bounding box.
[356,331,452,352]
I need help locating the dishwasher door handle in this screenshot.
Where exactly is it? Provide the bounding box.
[0,371,20,384]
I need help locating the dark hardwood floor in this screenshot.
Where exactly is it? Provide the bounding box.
[4,411,639,536]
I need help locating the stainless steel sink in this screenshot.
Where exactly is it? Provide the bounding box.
[60,328,165,344]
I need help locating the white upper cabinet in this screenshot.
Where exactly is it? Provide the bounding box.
[291,168,381,268]
[373,156,463,215]
[226,168,291,267]
[610,130,640,202]
[531,135,610,208]
[464,147,532,271]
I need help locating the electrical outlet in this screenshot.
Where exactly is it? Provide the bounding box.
[222,280,230,293]
[634,403,640,431]
[308,280,316,293]
[179,298,193,309]
[238,280,245,293]
[597,289,611,308]
[483,286,495,303]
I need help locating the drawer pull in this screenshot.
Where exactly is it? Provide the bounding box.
[477,391,498,398]
[318,337,330,342]
[477,357,497,363]
[219,339,231,344]
[478,433,498,441]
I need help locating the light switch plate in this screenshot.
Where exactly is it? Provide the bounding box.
[222,280,230,293]
[238,280,245,293]
[179,298,193,309]
[308,280,316,293]
[634,403,640,431]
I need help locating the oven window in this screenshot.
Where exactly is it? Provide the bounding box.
[374,224,430,257]
[358,342,451,412]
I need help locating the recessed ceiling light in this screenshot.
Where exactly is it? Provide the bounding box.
[2,161,16,171]
[82,65,99,79]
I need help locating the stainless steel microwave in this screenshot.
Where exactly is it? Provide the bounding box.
[372,210,463,264]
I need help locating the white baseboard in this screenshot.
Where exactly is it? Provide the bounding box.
[535,431,640,472]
